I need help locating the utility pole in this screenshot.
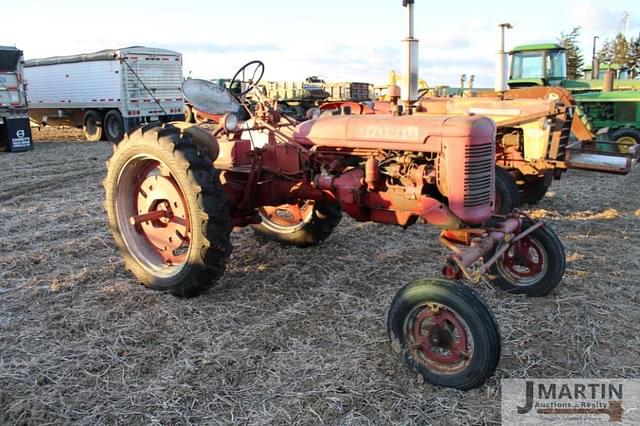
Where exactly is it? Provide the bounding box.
[592,35,599,80]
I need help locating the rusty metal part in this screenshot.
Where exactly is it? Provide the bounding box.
[407,303,473,374]
[438,215,546,282]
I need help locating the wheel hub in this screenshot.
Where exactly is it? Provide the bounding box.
[410,304,471,372]
[131,173,190,265]
[502,238,543,278]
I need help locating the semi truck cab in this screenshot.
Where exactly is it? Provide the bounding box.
[0,46,32,152]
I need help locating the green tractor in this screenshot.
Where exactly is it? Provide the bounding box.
[508,43,640,150]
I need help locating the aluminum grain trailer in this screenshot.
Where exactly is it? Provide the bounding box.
[24,46,184,142]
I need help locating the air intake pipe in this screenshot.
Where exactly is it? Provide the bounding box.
[401,0,419,108]
[495,23,512,93]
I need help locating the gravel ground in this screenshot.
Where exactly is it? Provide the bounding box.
[1,129,639,424]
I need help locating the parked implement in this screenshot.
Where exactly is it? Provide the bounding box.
[104,58,567,390]
[0,46,32,152]
[24,47,184,143]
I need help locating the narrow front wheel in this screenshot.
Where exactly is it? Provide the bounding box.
[388,279,501,390]
[488,219,565,297]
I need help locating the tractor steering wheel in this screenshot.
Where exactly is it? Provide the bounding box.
[230,60,265,97]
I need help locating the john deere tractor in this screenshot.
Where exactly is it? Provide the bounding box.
[508,43,640,150]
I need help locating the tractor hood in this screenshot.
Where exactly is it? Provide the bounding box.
[293,114,495,152]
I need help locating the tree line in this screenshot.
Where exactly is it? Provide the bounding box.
[558,27,640,79]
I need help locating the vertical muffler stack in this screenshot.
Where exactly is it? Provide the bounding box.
[495,23,512,94]
[401,0,419,109]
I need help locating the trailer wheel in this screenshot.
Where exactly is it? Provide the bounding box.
[184,104,195,123]
[83,110,103,142]
[388,279,501,390]
[103,123,232,297]
[487,219,565,297]
[252,200,342,247]
[494,167,521,214]
[520,177,550,205]
[610,128,640,153]
[104,110,125,143]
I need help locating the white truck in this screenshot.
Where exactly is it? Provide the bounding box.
[24,46,185,142]
[0,46,32,152]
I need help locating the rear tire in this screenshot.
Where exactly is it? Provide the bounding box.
[487,219,565,297]
[520,177,549,205]
[494,167,521,214]
[103,122,232,297]
[252,200,342,247]
[83,110,103,142]
[104,110,125,143]
[610,128,640,154]
[388,279,501,390]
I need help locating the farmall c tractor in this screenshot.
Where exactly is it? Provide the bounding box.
[103,57,566,390]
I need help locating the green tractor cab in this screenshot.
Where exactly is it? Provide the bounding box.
[508,43,640,148]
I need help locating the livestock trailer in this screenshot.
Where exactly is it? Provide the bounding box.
[24,46,184,142]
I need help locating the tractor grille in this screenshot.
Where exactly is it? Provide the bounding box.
[463,143,493,207]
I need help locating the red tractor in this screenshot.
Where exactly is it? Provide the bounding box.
[103,61,565,390]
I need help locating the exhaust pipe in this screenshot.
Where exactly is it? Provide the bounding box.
[401,0,419,108]
[495,23,512,93]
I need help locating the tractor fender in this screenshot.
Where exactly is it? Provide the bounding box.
[169,121,220,161]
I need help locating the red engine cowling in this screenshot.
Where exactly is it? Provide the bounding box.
[294,114,496,225]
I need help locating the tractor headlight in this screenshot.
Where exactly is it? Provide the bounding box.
[221,113,238,132]
[306,107,321,120]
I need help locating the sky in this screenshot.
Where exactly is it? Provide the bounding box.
[2,0,639,88]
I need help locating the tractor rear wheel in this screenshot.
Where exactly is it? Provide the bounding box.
[103,122,232,297]
[494,167,521,214]
[83,110,103,142]
[487,219,565,297]
[252,200,342,247]
[388,279,501,390]
[610,128,640,154]
[519,177,550,205]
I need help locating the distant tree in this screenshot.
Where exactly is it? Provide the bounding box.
[597,39,614,63]
[626,35,640,77]
[611,33,630,65]
[558,27,584,79]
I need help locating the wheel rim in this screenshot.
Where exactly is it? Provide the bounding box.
[85,116,98,137]
[495,235,548,286]
[258,201,313,233]
[116,155,191,277]
[405,303,474,374]
[616,136,637,154]
[107,115,122,139]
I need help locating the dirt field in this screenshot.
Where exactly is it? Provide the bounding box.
[1,129,639,424]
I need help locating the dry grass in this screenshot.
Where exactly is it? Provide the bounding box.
[1,131,639,424]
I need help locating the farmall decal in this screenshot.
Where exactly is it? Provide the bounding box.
[354,124,419,141]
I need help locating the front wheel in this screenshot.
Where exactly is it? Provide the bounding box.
[388,279,501,390]
[103,123,233,297]
[251,200,342,247]
[487,219,565,297]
